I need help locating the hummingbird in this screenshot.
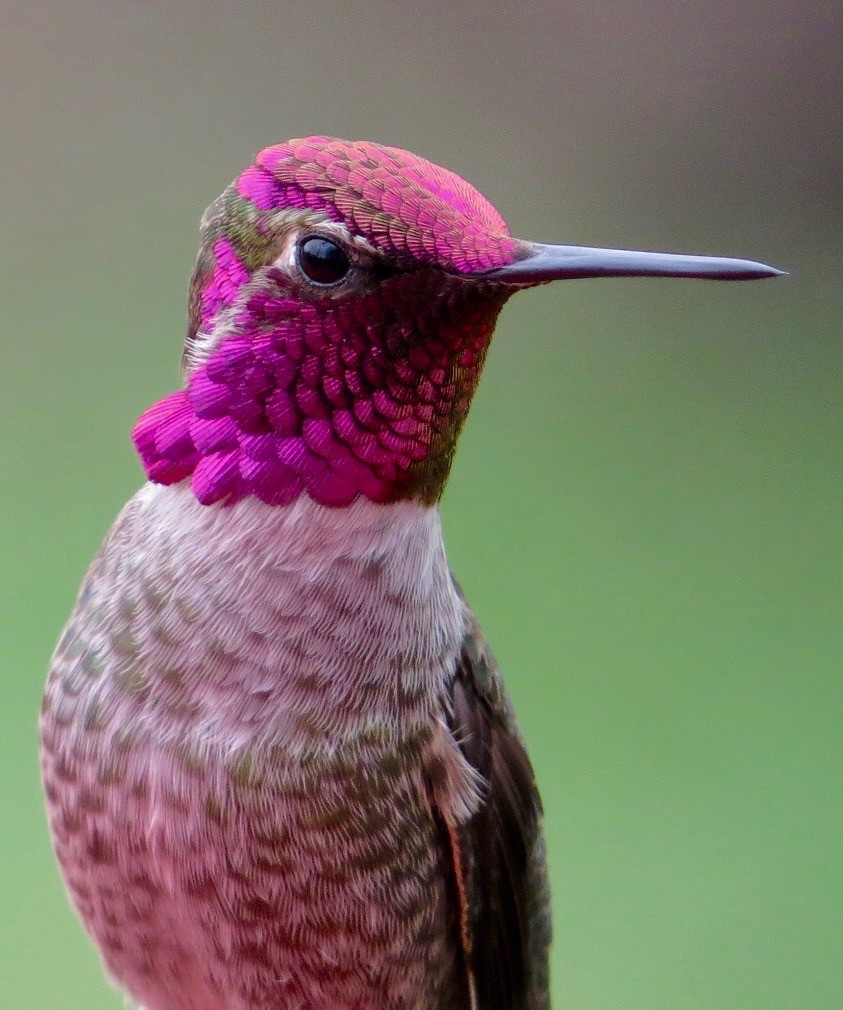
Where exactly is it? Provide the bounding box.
[40,137,782,1010]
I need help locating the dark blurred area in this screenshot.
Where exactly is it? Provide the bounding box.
[2,4,840,1008]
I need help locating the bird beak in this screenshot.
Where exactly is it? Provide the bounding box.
[482,242,786,284]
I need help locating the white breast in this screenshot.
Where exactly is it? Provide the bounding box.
[75,484,468,756]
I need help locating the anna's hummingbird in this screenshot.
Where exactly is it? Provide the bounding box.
[40,137,782,1010]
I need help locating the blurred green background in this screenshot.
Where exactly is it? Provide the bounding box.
[2,3,840,1007]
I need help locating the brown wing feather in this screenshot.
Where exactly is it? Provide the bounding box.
[443,599,552,1010]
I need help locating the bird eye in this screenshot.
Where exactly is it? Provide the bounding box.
[297,236,351,286]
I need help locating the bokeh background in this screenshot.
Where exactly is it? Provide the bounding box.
[2,3,840,1007]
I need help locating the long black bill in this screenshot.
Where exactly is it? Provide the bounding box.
[484,242,786,284]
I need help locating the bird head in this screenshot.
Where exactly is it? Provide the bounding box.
[133,136,782,507]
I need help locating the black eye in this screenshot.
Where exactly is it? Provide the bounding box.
[297,236,351,286]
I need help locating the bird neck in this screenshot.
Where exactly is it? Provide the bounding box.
[93,483,466,753]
